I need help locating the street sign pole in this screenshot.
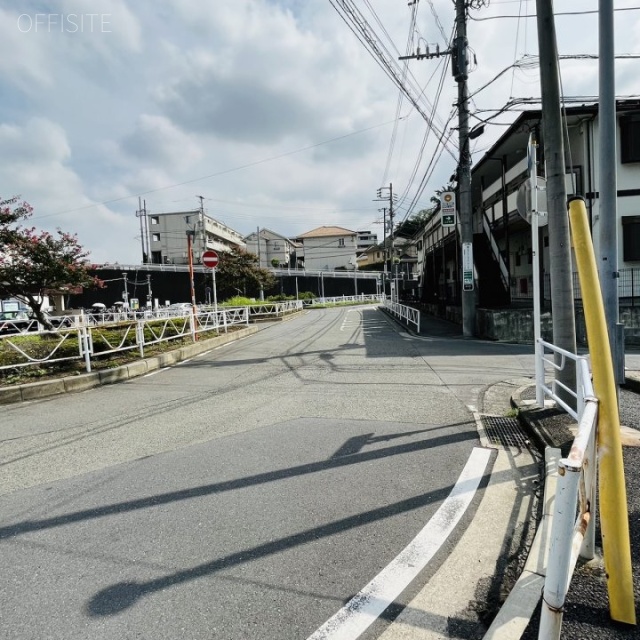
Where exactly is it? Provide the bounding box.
[201,250,219,314]
[213,268,218,313]
[530,135,545,407]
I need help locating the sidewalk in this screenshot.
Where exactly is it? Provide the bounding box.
[513,373,640,639]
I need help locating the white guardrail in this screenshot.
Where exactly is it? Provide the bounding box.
[535,339,598,639]
[381,299,421,333]
[302,294,384,307]
[0,302,303,374]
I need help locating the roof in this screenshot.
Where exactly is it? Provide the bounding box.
[297,226,357,239]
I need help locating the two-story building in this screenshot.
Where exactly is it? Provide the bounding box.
[294,226,358,271]
[419,100,640,311]
[244,228,296,268]
[147,210,246,265]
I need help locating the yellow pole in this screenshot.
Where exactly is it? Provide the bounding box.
[568,196,636,624]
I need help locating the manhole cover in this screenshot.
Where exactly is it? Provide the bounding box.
[481,415,529,448]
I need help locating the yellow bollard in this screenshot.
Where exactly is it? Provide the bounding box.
[568,196,636,624]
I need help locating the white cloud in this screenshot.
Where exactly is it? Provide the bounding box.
[0,0,639,263]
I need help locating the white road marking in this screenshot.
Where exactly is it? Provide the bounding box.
[306,446,492,640]
[142,368,169,378]
[196,350,212,358]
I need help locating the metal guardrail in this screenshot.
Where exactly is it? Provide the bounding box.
[302,294,384,307]
[0,307,251,374]
[382,299,421,333]
[535,339,598,639]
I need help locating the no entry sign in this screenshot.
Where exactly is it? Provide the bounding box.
[202,250,219,269]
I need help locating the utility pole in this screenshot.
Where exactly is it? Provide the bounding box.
[196,195,206,263]
[377,185,396,300]
[135,197,147,263]
[454,0,474,337]
[401,2,475,334]
[256,226,262,267]
[146,274,153,309]
[186,230,197,309]
[599,0,624,384]
[122,273,129,307]
[536,0,577,404]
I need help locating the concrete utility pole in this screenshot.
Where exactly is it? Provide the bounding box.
[454,0,475,337]
[599,0,625,385]
[536,0,577,403]
[136,197,147,263]
[197,195,205,262]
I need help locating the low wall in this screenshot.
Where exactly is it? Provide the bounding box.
[475,306,640,345]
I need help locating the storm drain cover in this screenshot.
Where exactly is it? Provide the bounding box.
[481,415,529,448]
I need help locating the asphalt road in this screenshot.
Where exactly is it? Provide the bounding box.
[0,307,535,639]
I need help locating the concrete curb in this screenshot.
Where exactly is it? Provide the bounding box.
[0,325,259,405]
[483,448,560,639]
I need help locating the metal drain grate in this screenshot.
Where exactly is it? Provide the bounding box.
[481,415,529,448]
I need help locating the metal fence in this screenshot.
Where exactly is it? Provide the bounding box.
[302,294,384,307]
[0,307,251,374]
[535,340,598,639]
[382,299,421,333]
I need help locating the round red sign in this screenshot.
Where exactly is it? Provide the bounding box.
[202,250,219,268]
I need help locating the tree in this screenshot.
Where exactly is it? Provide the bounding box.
[0,197,102,329]
[271,258,280,268]
[216,247,276,300]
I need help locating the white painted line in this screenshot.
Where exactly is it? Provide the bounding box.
[306,446,492,640]
[142,368,169,378]
[196,350,212,358]
[177,358,193,365]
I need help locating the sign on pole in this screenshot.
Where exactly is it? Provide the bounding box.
[201,250,219,310]
[202,250,219,269]
[462,242,474,291]
[441,191,457,227]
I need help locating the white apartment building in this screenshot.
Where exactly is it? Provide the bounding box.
[147,210,246,265]
[244,228,295,268]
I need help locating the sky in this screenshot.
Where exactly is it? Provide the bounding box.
[0,0,639,264]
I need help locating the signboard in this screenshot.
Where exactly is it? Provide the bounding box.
[202,250,219,269]
[462,242,474,291]
[441,191,456,227]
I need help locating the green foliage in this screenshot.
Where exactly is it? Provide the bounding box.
[216,248,276,300]
[270,258,280,268]
[220,296,255,306]
[297,291,317,300]
[266,294,294,302]
[0,197,101,328]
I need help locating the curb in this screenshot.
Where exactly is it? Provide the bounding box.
[0,325,259,405]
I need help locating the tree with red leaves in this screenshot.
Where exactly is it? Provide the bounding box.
[0,197,102,329]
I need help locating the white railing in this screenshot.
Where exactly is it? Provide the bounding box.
[302,294,384,307]
[382,299,421,333]
[535,339,598,639]
[243,300,303,317]
[0,307,250,374]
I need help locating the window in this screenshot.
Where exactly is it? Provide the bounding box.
[620,114,640,164]
[338,238,345,247]
[622,216,640,260]
[152,233,160,242]
[151,216,159,225]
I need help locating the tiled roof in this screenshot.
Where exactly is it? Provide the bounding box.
[297,226,357,239]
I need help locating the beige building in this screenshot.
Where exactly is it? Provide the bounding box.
[295,226,357,270]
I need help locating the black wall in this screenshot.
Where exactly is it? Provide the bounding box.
[67,268,379,308]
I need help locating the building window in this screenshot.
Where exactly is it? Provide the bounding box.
[620,114,640,164]
[622,216,640,260]
[150,216,159,225]
[338,238,345,247]
[152,233,160,242]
